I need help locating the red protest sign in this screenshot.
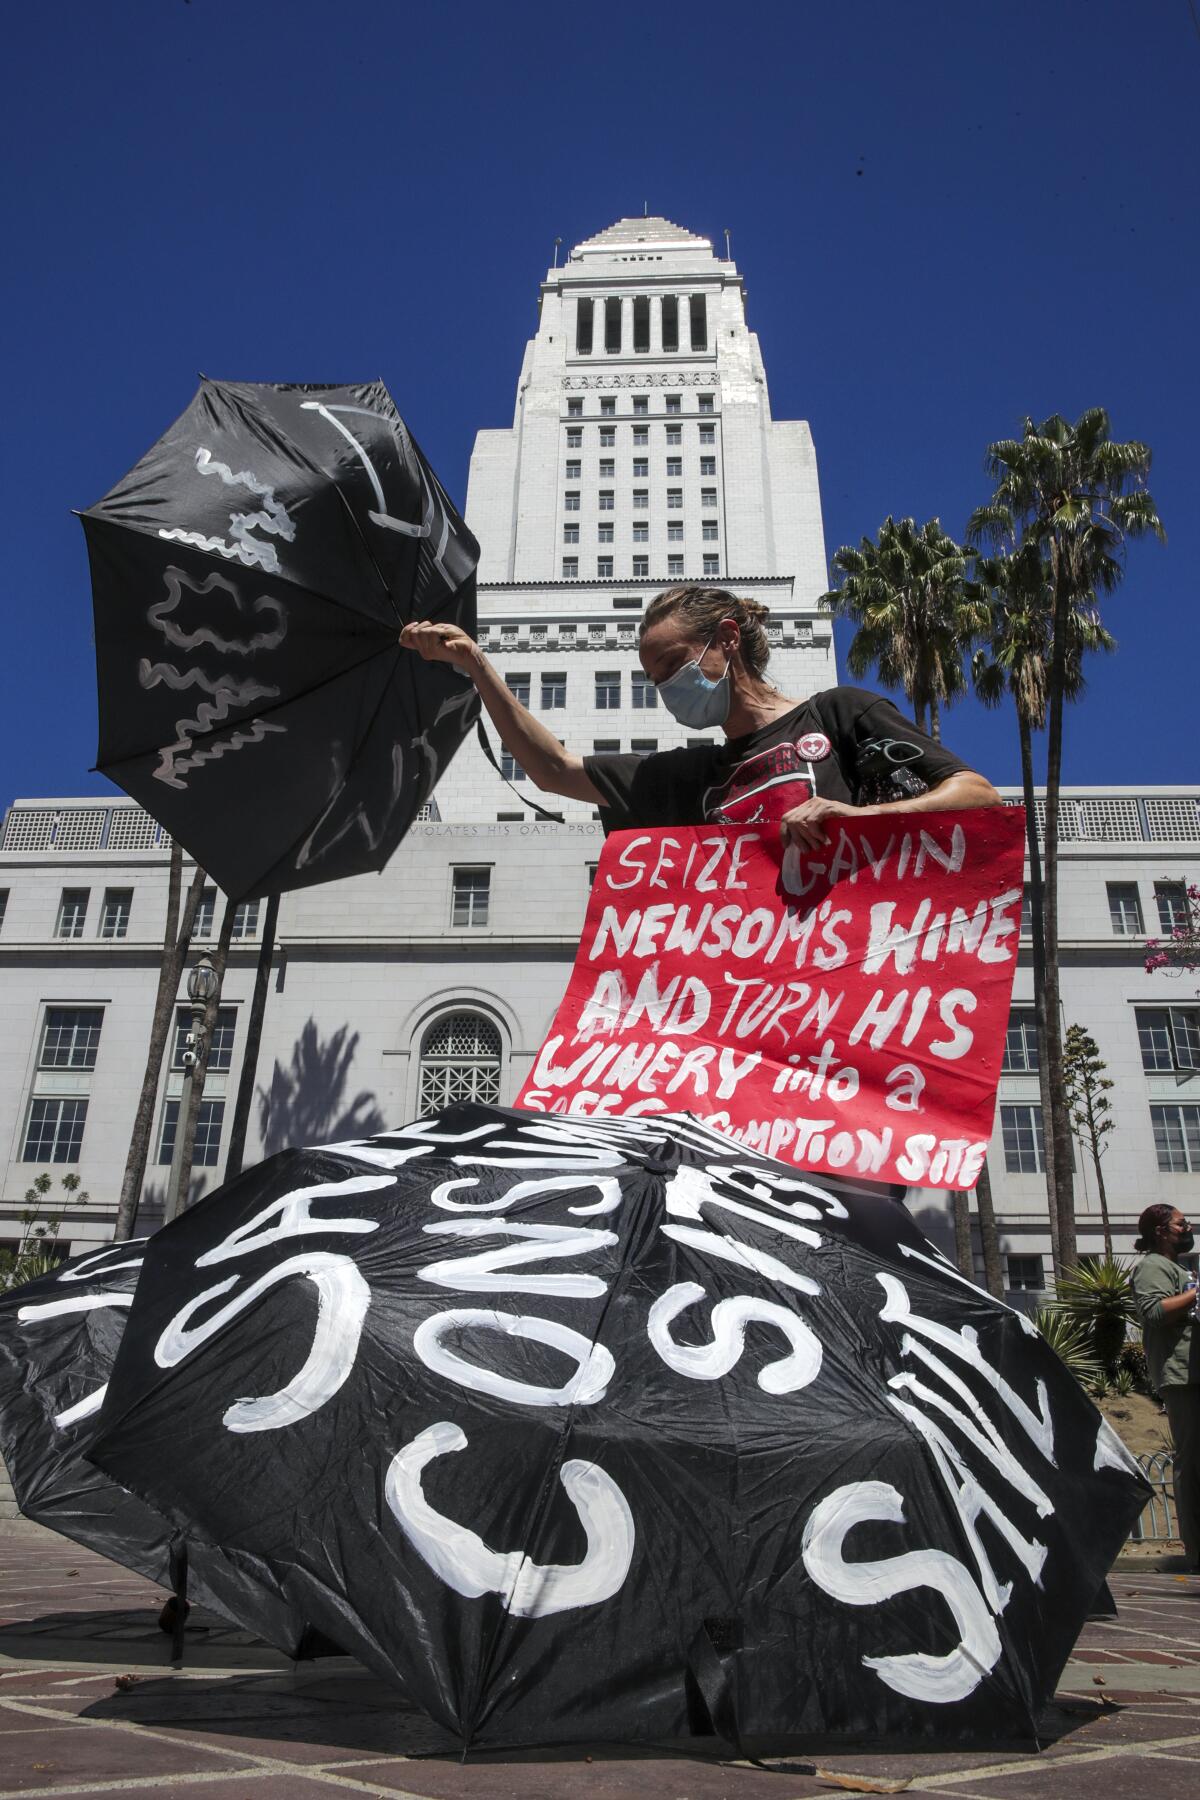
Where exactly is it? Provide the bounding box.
[516,808,1025,1191]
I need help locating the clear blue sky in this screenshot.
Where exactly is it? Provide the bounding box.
[2,0,1195,806]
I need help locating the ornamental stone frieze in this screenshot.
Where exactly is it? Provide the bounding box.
[561,371,711,390]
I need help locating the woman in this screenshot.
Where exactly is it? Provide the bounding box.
[1131,1203,1200,1568]
[401,584,999,843]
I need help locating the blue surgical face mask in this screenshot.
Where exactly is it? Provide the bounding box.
[655,638,731,729]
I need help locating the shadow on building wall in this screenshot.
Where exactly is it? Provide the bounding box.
[257,1021,386,1158]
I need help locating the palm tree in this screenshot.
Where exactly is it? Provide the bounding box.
[970,410,1163,1271]
[820,517,988,740]
[968,540,1115,1274]
[115,844,208,1240]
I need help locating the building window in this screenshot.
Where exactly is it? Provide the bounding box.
[599,459,615,478]
[1107,882,1143,935]
[666,425,682,445]
[56,889,88,939]
[99,888,132,939]
[1006,1254,1045,1292]
[699,424,715,444]
[703,555,720,577]
[667,489,683,510]
[451,867,491,927]
[689,295,708,351]
[40,1006,104,1070]
[661,297,679,353]
[564,491,580,512]
[633,458,648,478]
[231,901,259,940]
[630,739,657,757]
[172,1005,236,1072]
[632,670,658,710]
[562,556,579,578]
[702,519,719,541]
[1151,1104,1200,1173]
[667,522,684,542]
[668,555,684,577]
[418,1013,502,1111]
[593,738,619,753]
[0,889,7,933]
[158,1097,225,1168]
[633,395,648,416]
[1138,1006,1200,1073]
[1001,1103,1045,1174]
[567,397,583,417]
[541,672,567,708]
[700,456,717,476]
[1156,880,1189,932]
[632,489,648,510]
[596,671,620,709]
[566,427,582,449]
[598,556,613,578]
[604,298,621,354]
[598,522,614,543]
[563,523,579,544]
[598,490,614,511]
[565,459,581,479]
[699,393,714,414]
[666,394,681,415]
[701,487,718,508]
[600,395,616,416]
[1020,887,1033,936]
[505,673,530,706]
[632,555,649,577]
[499,748,526,782]
[666,457,682,477]
[633,426,648,446]
[599,426,615,447]
[632,521,649,543]
[575,302,593,356]
[1002,1008,1040,1074]
[23,1097,87,1164]
[633,294,650,352]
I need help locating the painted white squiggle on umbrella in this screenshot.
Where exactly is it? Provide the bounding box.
[385,1420,635,1617]
[155,1251,370,1433]
[156,446,297,572]
[802,1480,1002,1703]
[18,1292,135,1428]
[148,569,286,656]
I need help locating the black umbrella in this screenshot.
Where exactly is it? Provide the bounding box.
[89,1105,1148,1749]
[0,1238,320,1658]
[82,379,479,899]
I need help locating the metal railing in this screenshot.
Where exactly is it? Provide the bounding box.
[1130,1451,1177,1541]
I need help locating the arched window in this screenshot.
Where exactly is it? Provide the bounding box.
[418,1012,503,1112]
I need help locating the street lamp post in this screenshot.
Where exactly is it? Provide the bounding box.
[163,955,220,1225]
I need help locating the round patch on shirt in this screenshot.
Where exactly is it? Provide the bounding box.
[796,732,832,762]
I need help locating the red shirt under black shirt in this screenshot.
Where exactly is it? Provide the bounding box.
[582,687,971,833]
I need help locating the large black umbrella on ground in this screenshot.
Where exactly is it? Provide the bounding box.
[82,378,479,899]
[88,1105,1148,1750]
[0,1239,320,1657]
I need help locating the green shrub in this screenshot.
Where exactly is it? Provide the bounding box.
[1119,1340,1150,1393]
[1032,1305,1105,1388]
[1055,1256,1137,1375]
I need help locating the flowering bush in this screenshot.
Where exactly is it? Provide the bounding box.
[1145,882,1200,980]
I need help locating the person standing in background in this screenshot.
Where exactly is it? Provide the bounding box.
[1132,1203,1200,1570]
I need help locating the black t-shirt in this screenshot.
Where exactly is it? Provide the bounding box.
[583,687,971,831]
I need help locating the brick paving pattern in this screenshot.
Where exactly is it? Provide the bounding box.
[1,1530,1198,1799]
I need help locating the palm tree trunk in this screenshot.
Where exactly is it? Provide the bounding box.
[1042,544,1078,1273]
[928,692,942,743]
[115,852,207,1240]
[175,898,237,1213]
[224,893,280,1182]
[952,1189,974,1279]
[974,1158,1004,1298]
[1018,709,1061,1275]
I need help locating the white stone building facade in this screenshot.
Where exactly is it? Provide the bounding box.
[0,218,1197,1300]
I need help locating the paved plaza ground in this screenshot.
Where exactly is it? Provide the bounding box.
[1,1528,1198,1800]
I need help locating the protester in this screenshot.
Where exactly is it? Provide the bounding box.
[401,585,999,838]
[1131,1203,1200,1569]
